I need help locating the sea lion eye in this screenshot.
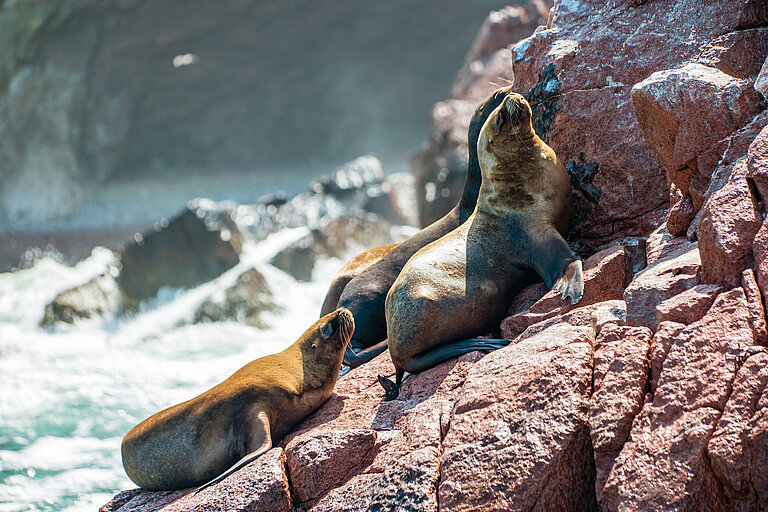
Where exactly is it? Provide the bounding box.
[321,323,333,338]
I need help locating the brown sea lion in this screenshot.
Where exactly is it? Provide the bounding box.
[380,92,583,399]
[324,86,516,367]
[121,308,354,491]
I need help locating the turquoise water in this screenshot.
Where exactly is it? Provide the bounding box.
[0,228,358,511]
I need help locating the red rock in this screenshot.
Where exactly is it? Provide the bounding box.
[697,28,768,81]
[689,111,768,240]
[504,300,626,343]
[742,269,768,346]
[655,283,722,326]
[631,63,764,177]
[99,448,292,512]
[666,193,695,236]
[282,350,482,511]
[589,325,652,502]
[590,324,652,452]
[649,321,686,394]
[755,220,768,307]
[756,56,768,97]
[624,244,701,331]
[284,429,378,504]
[439,323,596,512]
[747,125,768,205]
[453,2,552,97]
[698,160,762,288]
[602,288,756,511]
[501,243,632,339]
[707,350,768,504]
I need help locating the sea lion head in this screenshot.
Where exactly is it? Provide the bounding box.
[481,92,534,145]
[300,307,355,371]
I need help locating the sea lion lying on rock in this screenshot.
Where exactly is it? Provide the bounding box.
[322,86,516,367]
[380,92,583,399]
[121,308,353,491]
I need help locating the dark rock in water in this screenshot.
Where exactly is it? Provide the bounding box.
[233,156,407,243]
[271,214,394,282]
[193,267,279,328]
[117,200,242,307]
[272,239,317,283]
[41,272,121,325]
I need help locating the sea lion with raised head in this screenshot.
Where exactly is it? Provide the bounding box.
[322,86,516,367]
[380,92,583,399]
[121,308,354,491]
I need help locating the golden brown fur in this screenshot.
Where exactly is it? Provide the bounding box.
[121,308,353,490]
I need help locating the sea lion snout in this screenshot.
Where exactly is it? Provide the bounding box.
[503,94,531,126]
[323,307,354,347]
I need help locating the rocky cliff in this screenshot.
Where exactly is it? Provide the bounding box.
[102,0,768,510]
[0,0,511,228]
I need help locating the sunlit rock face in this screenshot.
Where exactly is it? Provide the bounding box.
[0,0,511,227]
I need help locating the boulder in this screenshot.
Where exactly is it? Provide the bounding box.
[271,214,395,282]
[41,272,121,325]
[193,267,279,328]
[602,288,756,511]
[589,324,652,502]
[99,448,291,512]
[631,63,764,181]
[741,269,768,346]
[504,300,627,341]
[689,111,768,239]
[117,201,241,307]
[649,321,686,394]
[666,193,695,236]
[655,283,722,326]
[756,56,768,98]
[698,160,762,288]
[440,322,597,511]
[747,125,768,206]
[707,349,768,508]
[755,220,768,307]
[624,243,701,331]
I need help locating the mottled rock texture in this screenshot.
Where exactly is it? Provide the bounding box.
[103,0,768,510]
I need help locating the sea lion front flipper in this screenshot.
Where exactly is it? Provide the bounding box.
[194,410,272,494]
[344,339,389,367]
[552,259,584,305]
[526,228,583,305]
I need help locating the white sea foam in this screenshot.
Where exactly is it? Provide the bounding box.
[0,226,361,512]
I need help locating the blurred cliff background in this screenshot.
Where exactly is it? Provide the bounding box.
[0,0,543,270]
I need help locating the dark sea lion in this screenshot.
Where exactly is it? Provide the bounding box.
[324,86,516,367]
[380,92,583,399]
[320,242,399,317]
[121,308,354,491]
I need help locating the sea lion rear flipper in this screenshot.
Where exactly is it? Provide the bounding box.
[344,339,389,367]
[194,410,272,494]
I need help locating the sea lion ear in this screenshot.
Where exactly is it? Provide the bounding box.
[494,112,505,135]
[321,322,333,338]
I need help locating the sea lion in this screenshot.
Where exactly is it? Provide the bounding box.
[121,307,354,491]
[380,92,583,399]
[324,86,516,367]
[320,242,399,317]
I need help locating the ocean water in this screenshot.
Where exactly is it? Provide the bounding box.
[0,224,397,511]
